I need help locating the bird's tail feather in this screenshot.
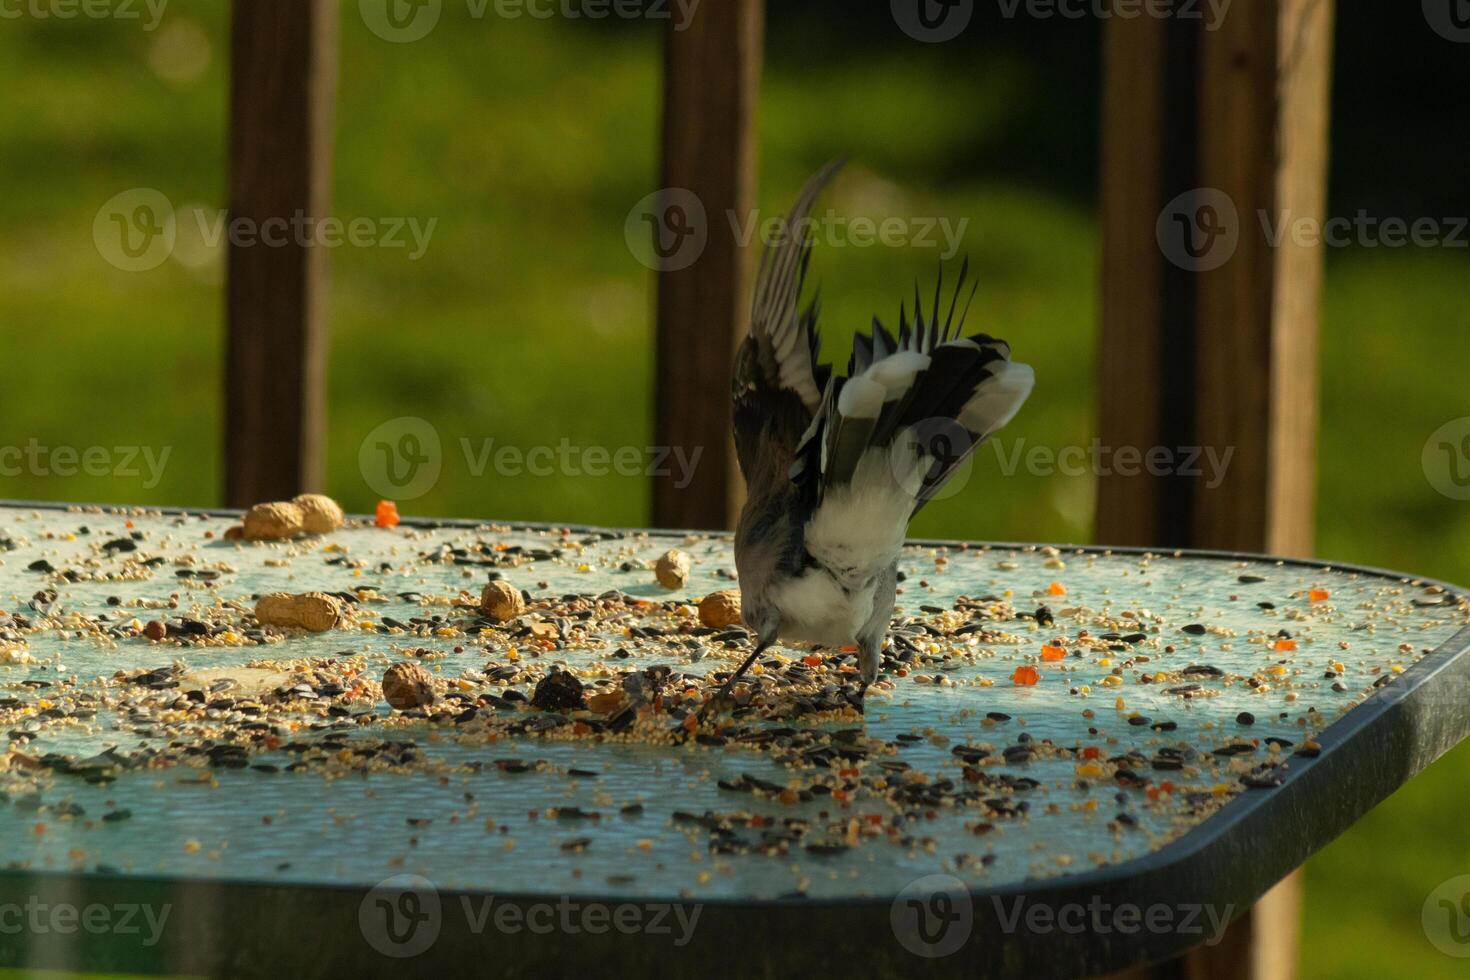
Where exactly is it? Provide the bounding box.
[791,261,1032,516]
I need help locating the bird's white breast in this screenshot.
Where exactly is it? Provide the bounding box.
[769,569,875,647]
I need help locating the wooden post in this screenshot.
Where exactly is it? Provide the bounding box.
[1192,0,1332,558]
[1097,0,1334,976]
[652,0,763,530]
[225,0,338,507]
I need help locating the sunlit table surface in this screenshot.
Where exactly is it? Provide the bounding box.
[1,501,1467,978]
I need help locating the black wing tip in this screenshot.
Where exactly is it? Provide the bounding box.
[906,257,982,348]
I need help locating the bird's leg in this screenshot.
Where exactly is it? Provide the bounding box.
[845,635,882,715]
[696,637,774,725]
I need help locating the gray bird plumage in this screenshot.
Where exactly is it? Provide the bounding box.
[707,161,1034,718]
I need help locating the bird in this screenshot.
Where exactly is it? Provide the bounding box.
[701,160,1034,721]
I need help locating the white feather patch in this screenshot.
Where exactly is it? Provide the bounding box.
[837,375,886,419]
[862,350,931,401]
[958,361,1034,436]
[804,448,912,587]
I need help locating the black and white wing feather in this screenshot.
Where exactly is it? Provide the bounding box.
[791,260,1035,585]
[731,160,844,480]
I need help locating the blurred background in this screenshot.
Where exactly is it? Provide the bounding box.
[1,2,1468,976]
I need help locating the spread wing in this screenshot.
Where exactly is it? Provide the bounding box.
[731,160,844,482]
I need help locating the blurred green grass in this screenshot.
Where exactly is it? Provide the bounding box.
[1,6,1468,978]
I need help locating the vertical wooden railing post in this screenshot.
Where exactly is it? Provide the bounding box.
[652,0,763,530]
[1097,1,1335,977]
[225,0,338,507]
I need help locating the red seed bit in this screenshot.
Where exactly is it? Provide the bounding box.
[802,655,823,667]
[1309,588,1330,603]
[1274,639,1298,652]
[1041,644,1066,662]
[375,500,400,528]
[1047,582,1067,597]
[1012,666,1041,686]
[1080,746,1102,760]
